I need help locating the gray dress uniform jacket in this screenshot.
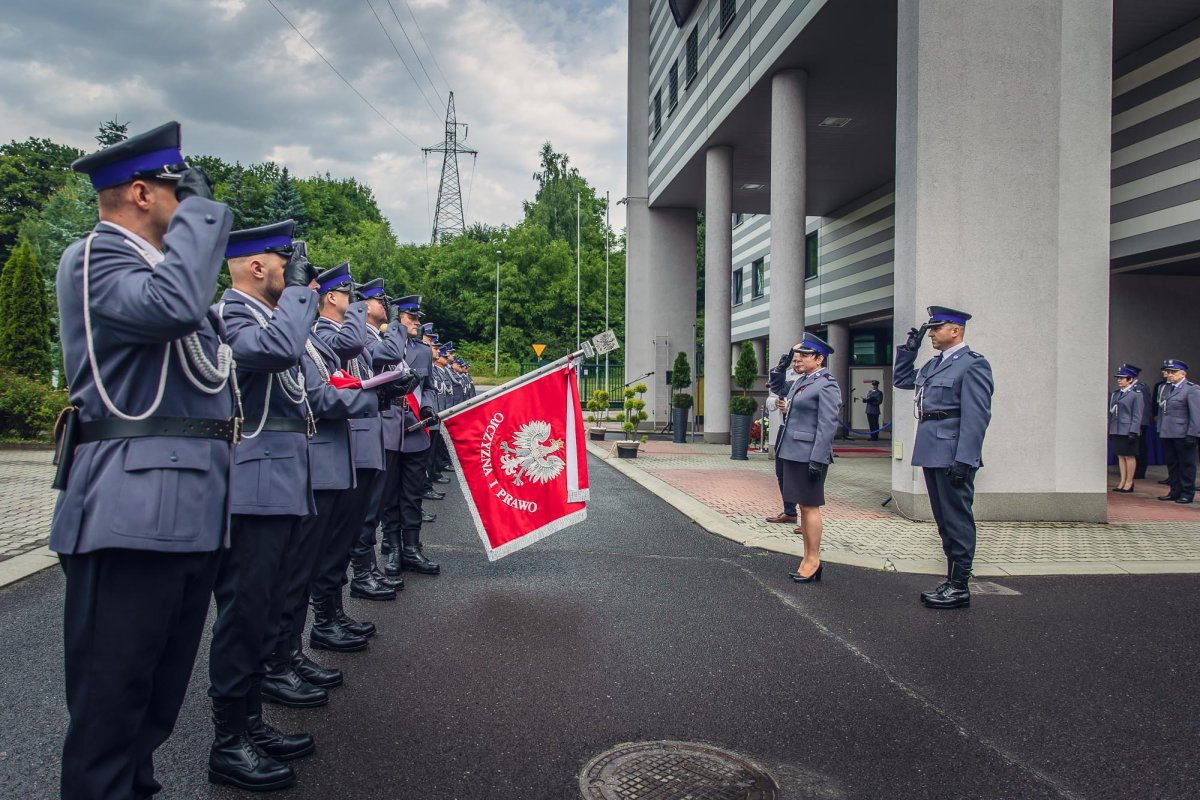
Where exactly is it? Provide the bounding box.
[366,323,410,451]
[1129,380,1152,429]
[1108,389,1145,436]
[302,333,379,490]
[893,346,994,468]
[219,286,317,517]
[313,311,384,472]
[864,389,884,414]
[50,201,234,554]
[402,339,434,454]
[775,368,841,465]
[1157,381,1200,439]
[449,370,467,405]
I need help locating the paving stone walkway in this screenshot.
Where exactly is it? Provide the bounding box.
[0,448,55,562]
[590,439,1200,576]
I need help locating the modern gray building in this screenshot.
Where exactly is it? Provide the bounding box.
[625,0,1200,522]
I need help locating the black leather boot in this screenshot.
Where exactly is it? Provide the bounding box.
[924,562,972,609]
[350,547,396,601]
[422,488,446,500]
[247,681,315,761]
[261,652,328,708]
[400,528,440,574]
[383,532,403,576]
[289,636,342,688]
[372,559,404,591]
[919,559,952,604]
[208,696,295,791]
[380,532,393,555]
[309,594,369,652]
[334,589,376,638]
[422,510,438,523]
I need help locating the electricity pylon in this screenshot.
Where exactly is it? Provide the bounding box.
[423,91,477,243]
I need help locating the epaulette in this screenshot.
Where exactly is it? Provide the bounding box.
[824,373,836,381]
[968,351,984,358]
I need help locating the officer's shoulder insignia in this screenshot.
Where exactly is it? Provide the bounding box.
[968,351,984,359]
[824,373,836,381]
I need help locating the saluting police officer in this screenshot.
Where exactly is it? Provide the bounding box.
[864,381,884,441]
[381,295,442,575]
[209,220,319,791]
[350,278,409,597]
[766,348,802,525]
[1156,359,1200,504]
[52,122,234,800]
[894,306,994,610]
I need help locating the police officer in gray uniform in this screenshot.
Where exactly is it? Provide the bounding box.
[863,381,884,441]
[1156,359,1200,504]
[894,306,994,610]
[209,220,319,791]
[350,278,409,596]
[766,348,802,524]
[775,333,841,583]
[382,295,442,575]
[52,122,234,800]
[1122,364,1153,479]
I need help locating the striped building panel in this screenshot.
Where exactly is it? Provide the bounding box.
[1111,16,1200,261]
[727,186,895,339]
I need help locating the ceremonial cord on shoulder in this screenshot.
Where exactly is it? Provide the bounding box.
[82,233,240,431]
[228,302,314,439]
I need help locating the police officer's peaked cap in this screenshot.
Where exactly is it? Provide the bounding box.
[225,220,295,259]
[438,343,454,356]
[926,306,971,326]
[796,332,834,357]
[393,295,423,317]
[870,380,880,386]
[316,262,353,294]
[1162,359,1189,371]
[358,278,386,299]
[421,322,435,336]
[1119,363,1142,376]
[1114,367,1137,379]
[72,121,187,191]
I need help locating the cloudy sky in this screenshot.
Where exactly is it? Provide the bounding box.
[0,0,628,243]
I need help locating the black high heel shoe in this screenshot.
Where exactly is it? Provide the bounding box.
[788,563,823,583]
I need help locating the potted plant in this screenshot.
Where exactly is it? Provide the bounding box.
[729,341,758,460]
[669,351,693,444]
[616,383,648,459]
[586,389,610,441]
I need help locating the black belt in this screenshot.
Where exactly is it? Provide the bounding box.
[259,417,310,434]
[79,416,235,443]
[920,409,961,421]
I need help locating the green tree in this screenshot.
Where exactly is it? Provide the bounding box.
[95,118,129,146]
[0,137,84,264]
[18,173,97,282]
[670,351,692,408]
[733,340,757,393]
[264,167,308,236]
[0,241,53,379]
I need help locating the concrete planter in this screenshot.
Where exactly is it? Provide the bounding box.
[588,428,608,442]
[670,407,689,443]
[616,441,640,459]
[730,414,753,460]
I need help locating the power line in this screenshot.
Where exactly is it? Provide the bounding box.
[263,0,420,149]
[364,0,444,122]
[390,0,450,98]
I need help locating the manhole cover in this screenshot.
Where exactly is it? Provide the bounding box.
[580,741,778,800]
[971,581,1021,596]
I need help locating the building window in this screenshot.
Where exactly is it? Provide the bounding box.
[851,329,893,366]
[719,0,736,37]
[751,258,765,298]
[732,268,744,306]
[805,231,818,279]
[653,89,662,137]
[685,27,698,86]
[733,212,744,227]
[668,62,679,114]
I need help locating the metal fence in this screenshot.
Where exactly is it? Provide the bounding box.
[520,361,624,408]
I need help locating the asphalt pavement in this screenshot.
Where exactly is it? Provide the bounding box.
[0,455,1196,799]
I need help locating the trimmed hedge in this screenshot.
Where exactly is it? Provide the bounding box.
[0,368,66,439]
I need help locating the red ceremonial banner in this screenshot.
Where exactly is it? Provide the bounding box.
[442,364,590,560]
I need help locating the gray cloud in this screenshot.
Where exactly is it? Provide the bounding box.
[0,0,627,243]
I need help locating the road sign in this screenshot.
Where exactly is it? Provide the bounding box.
[532,343,547,358]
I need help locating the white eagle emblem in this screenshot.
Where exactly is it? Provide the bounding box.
[499,420,565,486]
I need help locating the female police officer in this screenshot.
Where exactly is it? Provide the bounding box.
[774,333,841,583]
[1109,367,1144,493]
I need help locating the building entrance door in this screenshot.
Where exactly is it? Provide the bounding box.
[849,367,886,435]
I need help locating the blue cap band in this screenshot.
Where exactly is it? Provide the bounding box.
[929,313,967,325]
[361,286,385,298]
[225,233,293,259]
[318,274,352,293]
[88,147,185,191]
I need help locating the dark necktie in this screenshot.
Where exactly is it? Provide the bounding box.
[932,353,944,369]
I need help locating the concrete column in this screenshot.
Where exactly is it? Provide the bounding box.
[768,70,808,364]
[704,146,734,443]
[647,209,698,425]
[624,0,653,398]
[892,0,1112,522]
[825,322,850,435]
